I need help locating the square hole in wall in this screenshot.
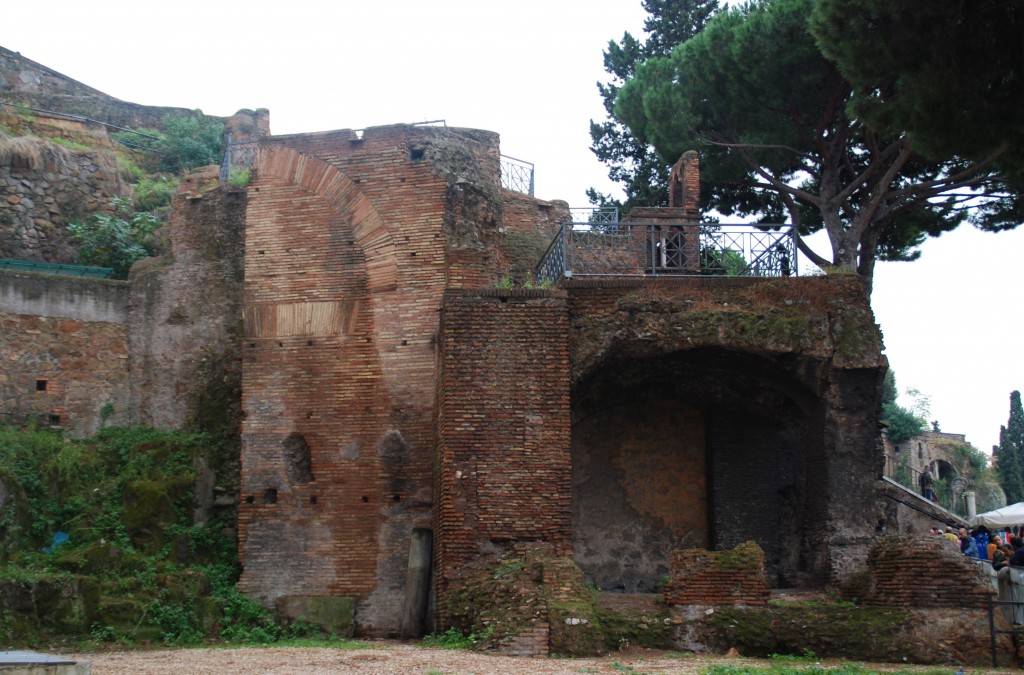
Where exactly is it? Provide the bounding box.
[409,148,425,162]
[48,414,61,426]
[36,379,48,392]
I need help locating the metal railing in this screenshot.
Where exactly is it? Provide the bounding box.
[500,155,534,196]
[983,564,1024,667]
[568,207,620,226]
[883,452,968,516]
[534,221,797,285]
[0,258,113,279]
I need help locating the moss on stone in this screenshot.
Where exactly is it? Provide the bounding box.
[548,600,606,656]
[274,595,356,637]
[713,542,761,572]
[594,604,672,651]
[122,476,194,553]
[446,552,602,654]
[707,604,909,659]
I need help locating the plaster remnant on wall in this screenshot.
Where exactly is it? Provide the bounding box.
[339,440,362,460]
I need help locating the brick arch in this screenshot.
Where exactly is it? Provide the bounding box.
[257,144,397,291]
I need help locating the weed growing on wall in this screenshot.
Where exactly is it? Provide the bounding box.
[227,168,251,188]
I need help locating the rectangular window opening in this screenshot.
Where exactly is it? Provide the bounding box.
[36,379,48,392]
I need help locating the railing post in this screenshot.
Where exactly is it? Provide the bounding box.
[561,221,569,277]
[989,595,997,668]
[219,132,233,185]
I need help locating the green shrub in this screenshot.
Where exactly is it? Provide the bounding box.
[67,197,159,278]
[0,425,316,647]
[421,625,494,649]
[110,128,164,153]
[227,168,251,188]
[159,113,224,173]
[131,176,177,211]
[117,156,145,182]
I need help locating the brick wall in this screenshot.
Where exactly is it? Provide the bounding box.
[240,126,488,633]
[436,289,572,618]
[663,542,771,606]
[239,125,570,634]
[0,271,129,435]
[863,535,993,609]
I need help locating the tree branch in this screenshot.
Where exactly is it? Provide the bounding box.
[705,139,816,161]
[715,140,823,206]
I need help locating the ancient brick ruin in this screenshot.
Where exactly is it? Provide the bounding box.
[227,126,890,637]
[8,47,992,658]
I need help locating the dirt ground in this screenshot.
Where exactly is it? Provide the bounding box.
[58,642,1009,674]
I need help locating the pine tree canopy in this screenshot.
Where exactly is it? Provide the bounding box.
[588,0,720,211]
[612,0,1024,294]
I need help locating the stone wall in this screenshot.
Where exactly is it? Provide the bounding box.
[0,271,129,435]
[1,45,201,131]
[0,128,123,263]
[127,168,246,433]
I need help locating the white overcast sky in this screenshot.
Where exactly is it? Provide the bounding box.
[4,0,1022,454]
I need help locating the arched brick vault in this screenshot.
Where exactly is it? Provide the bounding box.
[564,277,886,590]
[257,145,397,292]
[239,145,399,619]
[571,345,828,590]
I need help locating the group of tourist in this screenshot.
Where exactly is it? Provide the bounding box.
[931,525,1024,569]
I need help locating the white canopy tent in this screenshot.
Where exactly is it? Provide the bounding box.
[971,502,1024,528]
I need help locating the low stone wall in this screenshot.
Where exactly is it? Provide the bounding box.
[863,535,992,609]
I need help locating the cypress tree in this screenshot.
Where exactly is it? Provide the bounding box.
[995,390,1024,504]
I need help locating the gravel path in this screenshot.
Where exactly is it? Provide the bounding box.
[58,642,1002,675]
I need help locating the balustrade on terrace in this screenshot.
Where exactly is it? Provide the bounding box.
[535,210,798,286]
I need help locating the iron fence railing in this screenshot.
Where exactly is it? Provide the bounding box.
[534,221,797,285]
[567,207,620,226]
[500,155,535,196]
[883,452,968,516]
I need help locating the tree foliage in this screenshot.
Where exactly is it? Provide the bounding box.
[881,370,926,444]
[995,390,1024,505]
[614,0,1024,293]
[159,113,224,173]
[588,0,720,211]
